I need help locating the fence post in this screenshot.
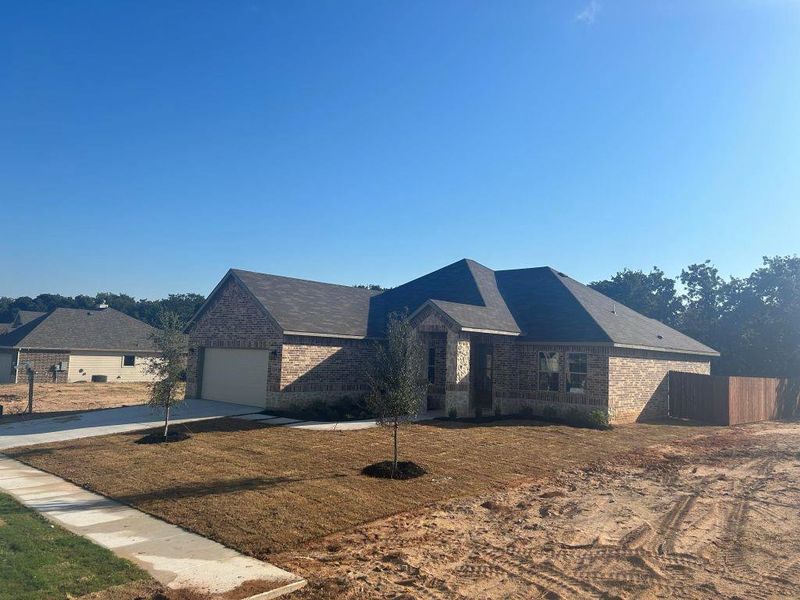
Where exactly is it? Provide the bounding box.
[27,367,34,414]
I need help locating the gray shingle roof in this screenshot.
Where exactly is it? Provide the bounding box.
[14,310,46,327]
[231,269,380,338]
[0,308,160,352]
[367,259,518,335]
[495,267,717,354]
[211,259,718,356]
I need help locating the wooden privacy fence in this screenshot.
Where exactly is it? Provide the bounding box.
[669,371,800,425]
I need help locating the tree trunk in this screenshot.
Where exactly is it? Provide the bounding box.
[163,404,170,441]
[392,417,398,478]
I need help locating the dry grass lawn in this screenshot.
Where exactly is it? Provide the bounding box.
[0,382,171,419]
[7,417,719,557]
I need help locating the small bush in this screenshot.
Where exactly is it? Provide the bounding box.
[292,396,375,421]
[585,409,610,429]
[561,407,610,430]
[564,407,583,424]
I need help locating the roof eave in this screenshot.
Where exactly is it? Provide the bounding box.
[611,342,720,357]
[5,346,162,353]
[283,330,371,340]
[460,327,520,336]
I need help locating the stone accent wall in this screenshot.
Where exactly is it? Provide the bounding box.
[445,332,471,417]
[17,350,69,384]
[185,277,283,399]
[608,349,711,423]
[276,335,374,408]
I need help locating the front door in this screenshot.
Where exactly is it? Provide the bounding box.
[470,343,494,411]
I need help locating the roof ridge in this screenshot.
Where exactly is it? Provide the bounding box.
[231,268,380,295]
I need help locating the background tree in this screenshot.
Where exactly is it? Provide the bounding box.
[366,312,425,477]
[144,312,188,441]
[0,292,205,328]
[590,267,681,326]
[678,261,729,345]
[715,256,800,377]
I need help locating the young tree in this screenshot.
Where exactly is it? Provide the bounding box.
[145,311,187,441]
[366,312,426,477]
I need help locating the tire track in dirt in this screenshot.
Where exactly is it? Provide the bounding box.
[480,543,609,599]
[715,457,797,599]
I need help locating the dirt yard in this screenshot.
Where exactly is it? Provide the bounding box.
[273,422,800,599]
[6,418,719,556]
[0,382,157,418]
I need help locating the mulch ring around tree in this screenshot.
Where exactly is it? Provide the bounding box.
[135,430,192,444]
[361,461,427,480]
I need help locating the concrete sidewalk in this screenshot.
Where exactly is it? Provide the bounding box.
[0,455,305,598]
[233,412,379,431]
[0,399,253,450]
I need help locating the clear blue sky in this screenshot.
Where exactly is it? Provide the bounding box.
[2,1,799,299]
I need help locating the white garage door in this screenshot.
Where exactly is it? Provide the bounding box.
[0,351,15,384]
[201,348,269,408]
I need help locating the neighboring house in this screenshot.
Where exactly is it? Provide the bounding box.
[185,259,718,423]
[0,307,162,384]
[12,310,47,329]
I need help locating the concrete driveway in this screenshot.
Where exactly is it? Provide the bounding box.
[0,399,252,450]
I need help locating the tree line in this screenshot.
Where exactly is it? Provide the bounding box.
[589,255,800,378]
[0,293,206,329]
[2,254,797,378]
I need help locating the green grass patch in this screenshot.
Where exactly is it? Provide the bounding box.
[0,493,149,600]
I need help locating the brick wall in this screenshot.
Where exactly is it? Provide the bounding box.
[493,343,609,416]
[17,350,70,384]
[418,330,447,410]
[608,349,711,423]
[185,277,283,399]
[277,335,374,407]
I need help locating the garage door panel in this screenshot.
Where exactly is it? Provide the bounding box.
[201,348,269,408]
[0,351,14,384]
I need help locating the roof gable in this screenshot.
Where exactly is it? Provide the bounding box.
[231,269,379,338]
[368,259,520,335]
[0,308,160,352]
[13,310,47,328]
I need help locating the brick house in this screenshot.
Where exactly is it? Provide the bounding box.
[185,259,718,424]
[0,307,162,384]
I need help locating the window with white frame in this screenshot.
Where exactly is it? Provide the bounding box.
[538,351,560,392]
[122,354,136,367]
[567,353,588,394]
